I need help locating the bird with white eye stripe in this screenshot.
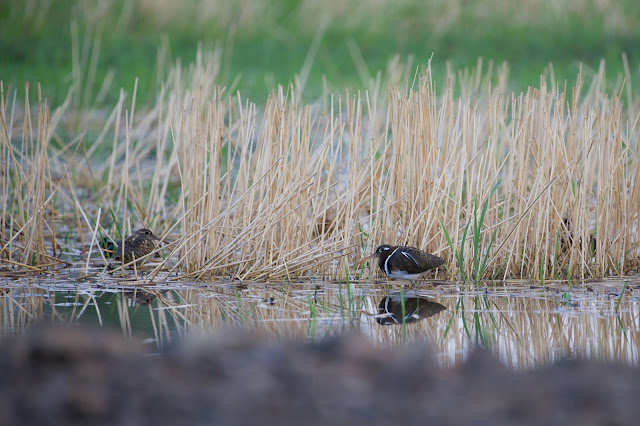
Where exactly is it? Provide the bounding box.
[357,244,446,283]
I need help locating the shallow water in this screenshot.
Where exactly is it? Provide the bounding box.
[1,269,639,369]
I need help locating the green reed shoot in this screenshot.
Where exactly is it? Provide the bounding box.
[307,293,318,341]
[551,231,560,281]
[472,182,501,283]
[614,285,630,344]
[442,219,471,281]
[553,298,563,332]
[443,182,500,284]
[442,296,472,341]
[399,286,407,325]
[473,296,486,345]
[339,264,359,322]
[615,283,628,314]
[480,294,499,331]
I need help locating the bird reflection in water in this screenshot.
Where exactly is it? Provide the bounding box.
[374,292,446,325]
[124,290,158,305]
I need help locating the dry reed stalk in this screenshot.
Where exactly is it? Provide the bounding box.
[0,83,68,271]
[4,43,640,282]
[141,56,638,281]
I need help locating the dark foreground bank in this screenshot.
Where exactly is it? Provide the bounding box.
[1,325,638,426]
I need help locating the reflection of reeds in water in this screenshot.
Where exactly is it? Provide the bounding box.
[438,285,640,368]
[0,287,45,333]
[2,48,640,280]
[1,282,638,367]
[161,283,640,368]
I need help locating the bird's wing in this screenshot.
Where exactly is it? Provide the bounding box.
[386,250,416,274]
[407,249,446,270]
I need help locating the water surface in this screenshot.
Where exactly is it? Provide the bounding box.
[1,270,638,369]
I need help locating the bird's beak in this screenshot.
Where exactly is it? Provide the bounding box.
[356,252,377,267]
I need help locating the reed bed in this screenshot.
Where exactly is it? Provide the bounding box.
[1,51,639,281]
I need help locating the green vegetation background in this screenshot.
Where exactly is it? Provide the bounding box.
[2,0,639,105]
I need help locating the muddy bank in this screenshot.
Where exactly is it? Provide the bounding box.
[1,325,638,426]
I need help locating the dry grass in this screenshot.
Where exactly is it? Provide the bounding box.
[0,82,69,273]
[1,46,640,281]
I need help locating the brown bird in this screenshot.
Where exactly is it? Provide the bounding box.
[358,244,445,282]
[115,228,161,266]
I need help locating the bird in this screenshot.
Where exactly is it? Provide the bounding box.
[375,292,446,325]
[357,244,445,282]
[559,217,596,255]
[99,236,117,258]
[115,228,161,266]
[124,289,159,305]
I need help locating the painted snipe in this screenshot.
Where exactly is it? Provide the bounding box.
[115,228,161,266]
[358,244,445,282]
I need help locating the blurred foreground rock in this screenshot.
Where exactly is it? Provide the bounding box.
[1,325,638,426]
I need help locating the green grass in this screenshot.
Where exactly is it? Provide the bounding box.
[442,182,500,284]
[3,0,640,106]
[337,265,361,323]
